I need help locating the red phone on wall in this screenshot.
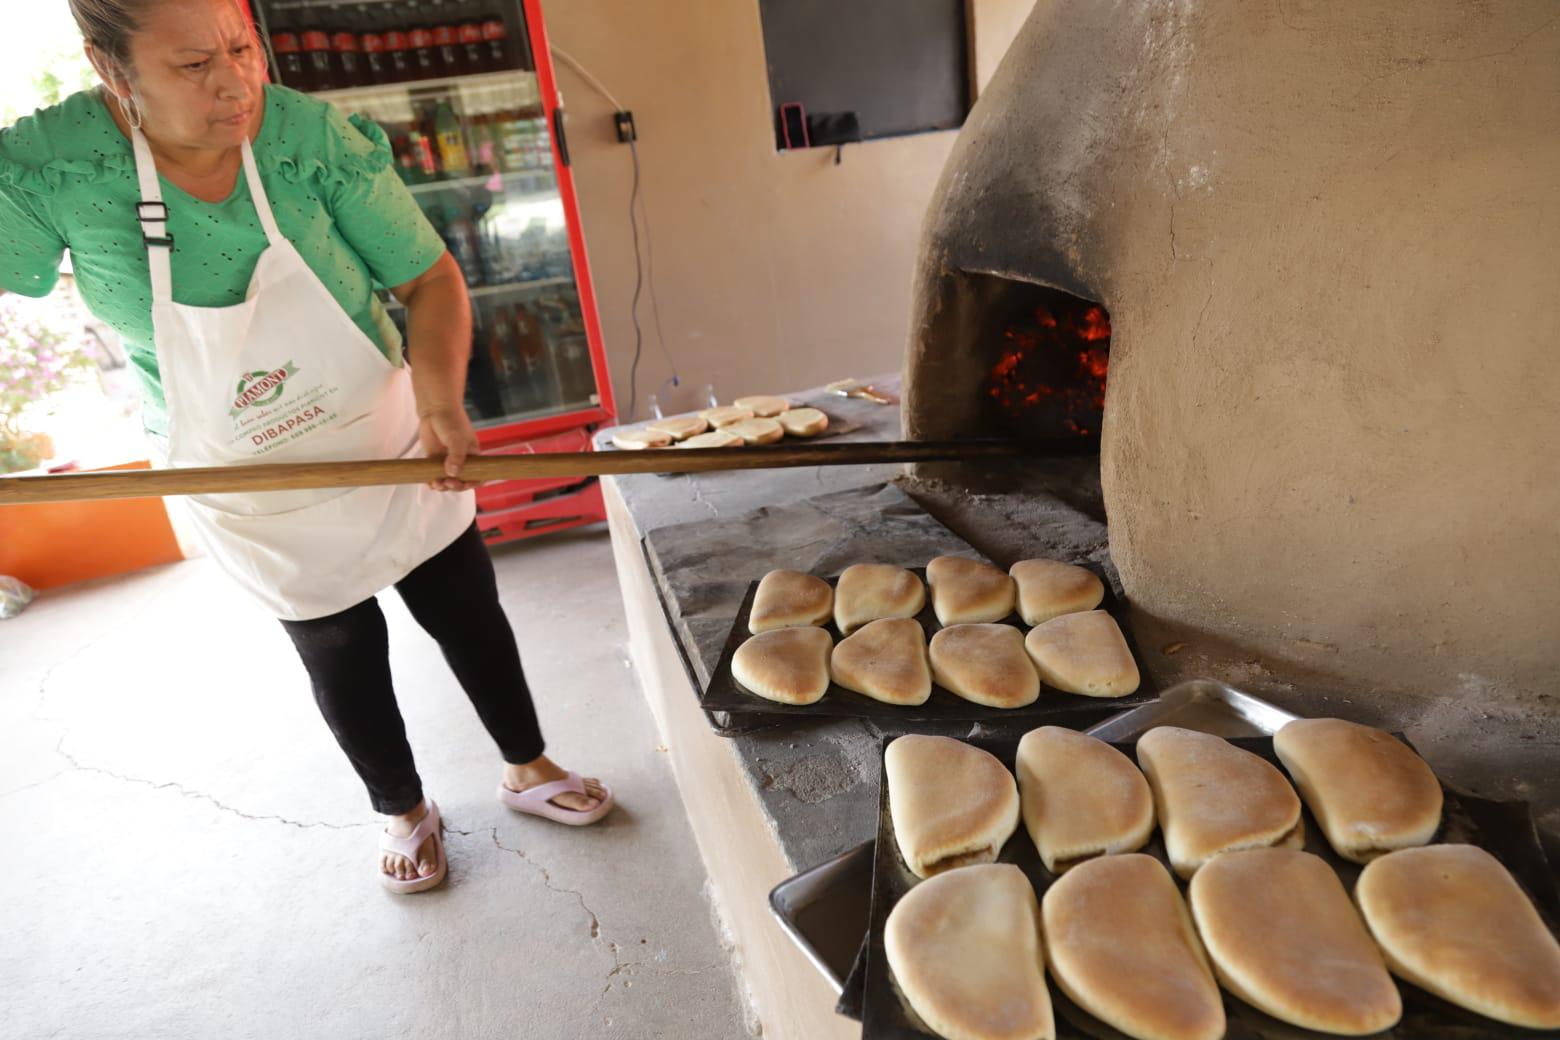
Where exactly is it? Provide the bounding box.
[779,102,810,150]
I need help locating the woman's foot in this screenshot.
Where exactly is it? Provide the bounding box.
[503,755,608,814]
[381,799,440,882]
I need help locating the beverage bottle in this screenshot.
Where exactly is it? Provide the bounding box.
[465,307,504,419]
[441,201,485,285]
[359,3,389,85]
[510,303,550,409]
[405,104,439,182]
[480,8,512,71]
[433,99,472,178]
[383,6,414,84]
[467,87,500,175]
[269,9,307,89]
[456,0,488,74]
[408,2,440,81]
[430,0,464,77]
[327,3,366,88]
[497,99,528,171]
[300,9,337,91]
[486,304,519,414]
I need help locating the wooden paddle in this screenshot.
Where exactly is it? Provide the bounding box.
[0,439,1087,504]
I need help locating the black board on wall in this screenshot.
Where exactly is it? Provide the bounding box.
[759,0,971,151]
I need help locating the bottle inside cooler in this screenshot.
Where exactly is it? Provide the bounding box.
[327,3,366,88]
[358,3,389,85]
[300,8,336,91]
[269,8,307,90]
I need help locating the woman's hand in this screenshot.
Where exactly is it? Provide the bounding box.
[418,405,481,492]
[390,253,479,493]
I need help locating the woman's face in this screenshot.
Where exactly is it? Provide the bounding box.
[96,0,265,149]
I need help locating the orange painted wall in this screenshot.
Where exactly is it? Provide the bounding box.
[0,462,185,589]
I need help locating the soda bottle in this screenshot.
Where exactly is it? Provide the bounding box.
[406,104,439,182]
[383,5,414,84]
[300,9,336,91]
[359,3,389,85]
[456,0,488,74]
[408,2,440,81]
[433,100,471,178]
[480,9,512,71]
[327,3,365,88]
[430,0,464,77]
[486,303,520,414]
[269,9,307,89]
[467,87,501,175]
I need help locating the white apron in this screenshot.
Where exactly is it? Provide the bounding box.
[133,128,474,621]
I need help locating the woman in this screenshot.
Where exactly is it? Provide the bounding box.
[0,0,611,893]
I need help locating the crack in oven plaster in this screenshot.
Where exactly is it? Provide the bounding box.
[52,739,372,830]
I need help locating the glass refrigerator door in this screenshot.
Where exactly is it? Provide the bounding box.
[317,71,601,430]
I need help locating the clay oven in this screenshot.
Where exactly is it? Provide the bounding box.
[904,1,1560,699]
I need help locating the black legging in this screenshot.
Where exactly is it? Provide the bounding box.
[279,523,546,815]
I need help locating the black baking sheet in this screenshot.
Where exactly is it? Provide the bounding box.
[860,734,1560,1040]
[700,566,1156,721]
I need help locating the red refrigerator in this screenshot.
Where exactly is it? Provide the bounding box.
[252,0,615,544]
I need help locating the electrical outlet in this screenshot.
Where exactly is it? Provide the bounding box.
[615,110,637,143]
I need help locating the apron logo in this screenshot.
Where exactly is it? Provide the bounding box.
[230,362,300,417]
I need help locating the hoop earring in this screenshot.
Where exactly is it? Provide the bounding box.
[118,92,143,131]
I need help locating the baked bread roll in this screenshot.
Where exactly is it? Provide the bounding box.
[833,563,925,634]
[886,863,1053,1040]
[1273,717,1441,863]
[1016,726,1154,873]
[699,404,754,427]
[677,429,743,449]
[886,734,1019,878]
[1009,559,1105,625]
[611,428,671,450]
[1043,854,1224,1040]
[1191,848,1401,1035]
[927,555,1018,625]
[1136,727,1302,879]
[748,569,833,633]
[829,617,931,705]
[777,407,828,437]
[646,414,708,441]
[733,394,790,417]
[1356,844,1560,1030]
[930,624,1040,709]
[724,416,784,445]
[1023,610,1139,697]
[730,627,832,705]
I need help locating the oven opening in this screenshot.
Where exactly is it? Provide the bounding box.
[974,274,1111,442]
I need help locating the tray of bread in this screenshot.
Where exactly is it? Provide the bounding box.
[700,558,1156,720]
[856,717,1560,1040]
[604,394,859,454]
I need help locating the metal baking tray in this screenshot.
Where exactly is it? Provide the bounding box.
[857,719,1560,1037]
[1084,677,1299,740]
[701,566,1156,720]
[779,678,1283,1018]
[767,839,876,996]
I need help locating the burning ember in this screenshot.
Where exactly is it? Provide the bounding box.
[986,302,1110,437]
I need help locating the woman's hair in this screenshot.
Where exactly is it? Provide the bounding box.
[69,0,158,77]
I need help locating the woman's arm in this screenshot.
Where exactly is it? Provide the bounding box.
[389,251,478,492]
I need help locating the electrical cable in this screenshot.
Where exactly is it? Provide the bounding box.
[626,132,644,422]
[551,46,679,420]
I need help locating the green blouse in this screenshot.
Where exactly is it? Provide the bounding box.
[0,85,445,438]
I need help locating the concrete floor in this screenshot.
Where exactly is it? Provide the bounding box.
[1,525,753,1039]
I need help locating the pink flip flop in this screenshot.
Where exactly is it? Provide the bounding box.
[379,799,447,894]
[497,771,614,826]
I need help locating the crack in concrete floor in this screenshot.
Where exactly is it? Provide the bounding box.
[52,739,374,831]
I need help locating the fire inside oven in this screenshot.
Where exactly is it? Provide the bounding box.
[984,285,1111,440]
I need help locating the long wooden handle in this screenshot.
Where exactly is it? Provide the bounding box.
[0,440,1078,505]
